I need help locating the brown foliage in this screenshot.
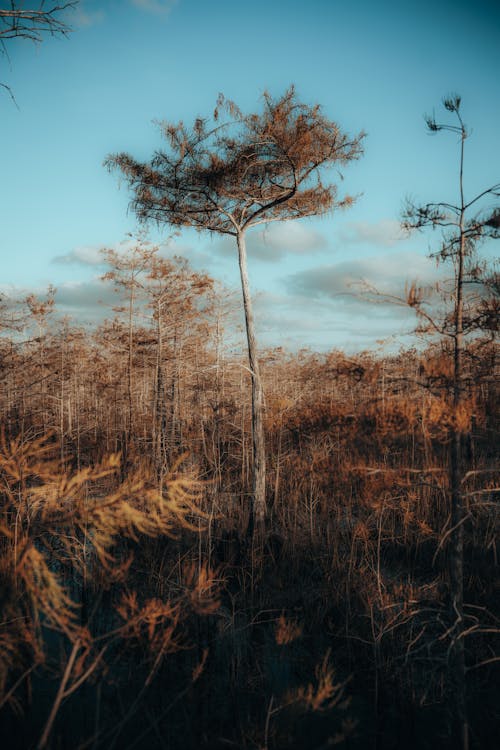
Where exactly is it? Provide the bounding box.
[105,87,364,236]
[0,285,497,749]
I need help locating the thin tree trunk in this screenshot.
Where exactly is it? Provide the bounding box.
[154,305,168,488]
[214,314,222,488]
[449,127,468,750]
[236,230,266,536]
[127,284,135,453]
[170,329,178,450]
[37,640,81,749]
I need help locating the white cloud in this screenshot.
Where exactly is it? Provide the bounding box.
[52,236,180,268]
[338,219,405,248]
[251,288,416,353]
[0,279,117,327]
[53,246,106,266]
[130,0,178,16]
[286,251,443,303]
[210,222,327,262]
[54,279,116,321]
[72,2,105,28]
[257,222,327,254]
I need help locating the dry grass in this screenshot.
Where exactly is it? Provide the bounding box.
[0,337,497,749]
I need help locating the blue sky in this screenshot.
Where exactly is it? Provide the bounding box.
[1,0,499,351]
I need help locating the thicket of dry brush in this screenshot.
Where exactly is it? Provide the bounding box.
[0,262,498,749]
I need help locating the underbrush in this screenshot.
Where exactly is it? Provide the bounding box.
[0,345,498,749]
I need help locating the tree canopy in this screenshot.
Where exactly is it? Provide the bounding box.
[105,86,364,238]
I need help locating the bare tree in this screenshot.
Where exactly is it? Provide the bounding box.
[105,86,364,537]
[1,1,78,100]
[0,2,77,41]
[145,252,213,486]
[403,94,499,750]
[101,240,157,468]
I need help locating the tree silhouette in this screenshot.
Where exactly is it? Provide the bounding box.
[0,2,78,101]
[0,3,76,42]
[403,94,499,750]
[106,86,364,537]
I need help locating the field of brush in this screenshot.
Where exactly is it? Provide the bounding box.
[0,331,498,749]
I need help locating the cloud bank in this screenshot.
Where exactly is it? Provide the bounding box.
[286,251,442,303]
[130,0,178,16]
[211,222,327,263]
[52,246,106,267]
[337,219,405,248]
